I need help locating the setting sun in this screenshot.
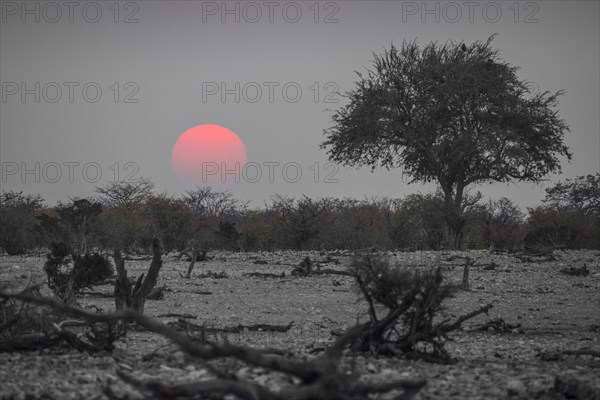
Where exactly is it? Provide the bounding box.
[171,124,247,186]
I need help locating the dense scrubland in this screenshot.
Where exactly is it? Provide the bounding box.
[2,174,599,260]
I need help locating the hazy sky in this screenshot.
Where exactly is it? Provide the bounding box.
[1,0,599,209]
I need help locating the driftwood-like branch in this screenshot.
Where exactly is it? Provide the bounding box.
[562,348,600,358]
[437,303,493,333]
[243,272,286,278]
[1,289,426,399]
[117,368,278,400]
[175,319,294,334]
[0,291,324,381]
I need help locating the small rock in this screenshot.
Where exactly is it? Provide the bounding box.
[507,379,526,396]
[172,351,186,366]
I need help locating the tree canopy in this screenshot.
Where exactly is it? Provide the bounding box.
[321,35,571,247]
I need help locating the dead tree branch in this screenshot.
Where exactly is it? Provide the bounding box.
[0,289,426,399]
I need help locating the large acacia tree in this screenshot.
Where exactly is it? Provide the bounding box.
[321,35,571,248]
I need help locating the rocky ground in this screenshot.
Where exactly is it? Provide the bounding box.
[0,249,599,399]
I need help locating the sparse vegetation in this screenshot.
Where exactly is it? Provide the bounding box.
[347,255,491,362]
[44,241,113,303]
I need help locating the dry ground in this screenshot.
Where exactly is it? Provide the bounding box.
[0,249,599,399]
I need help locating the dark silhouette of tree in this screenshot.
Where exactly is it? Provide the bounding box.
[543,173,600,215]
[525,174,600,249]
[95,178,155,209]
[321,35,571,248]
[144,192,197,251]
[55,198,103,254]
[182,186,241,218]
[0,191,45,254]
[271,195,334,250]
[475,197,525,249]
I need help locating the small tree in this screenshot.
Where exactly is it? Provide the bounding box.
[543,173,600,215]
[475,197,525,250]
[332,197,393,250]
[271,195,334,250]
[239,212,273,251]
[144,193,196,252]
[390,193,446,250]
[95,178,155,209]
[98,204,148,252]
[56,198,103,254]
[322,35,571,248]
[525,174,600,249]
[215,220,241,250]
[181,186,243,249]
[0,191,44,255]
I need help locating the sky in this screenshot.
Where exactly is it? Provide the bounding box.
[1,0,599,209]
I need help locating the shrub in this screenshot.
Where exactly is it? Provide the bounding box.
[347,255,491,362]
[44,242,114,302]
[0,191,44,254]
[525,206,599,249]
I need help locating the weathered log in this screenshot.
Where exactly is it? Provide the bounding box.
[0,290,427,400]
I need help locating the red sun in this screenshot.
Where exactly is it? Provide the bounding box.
[171,124,247,186]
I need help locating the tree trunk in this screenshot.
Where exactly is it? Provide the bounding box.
[113,247,131,311]
[442,185,467,250]
[113,239,163,314]
[131,238,163,314]
[186,247,197,279]
[462,257,473,290]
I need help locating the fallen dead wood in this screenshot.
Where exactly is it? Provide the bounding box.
[179,290,213,295]
[82,291,115,298]
[291,257,353,277]
[562,348,600,358]
[0,332,63,352]
[243,272,285,278]
[0,289,427,400]
[174,318,294,334]
[560,265,590,276]
[123,254,152,261]
[157,313,197,319]
[510,247,557,262]
[197,271,229,279]
[474,317,521,333]
[312,269,353,277]
[539,348,600,361]
[0,323,121,353]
